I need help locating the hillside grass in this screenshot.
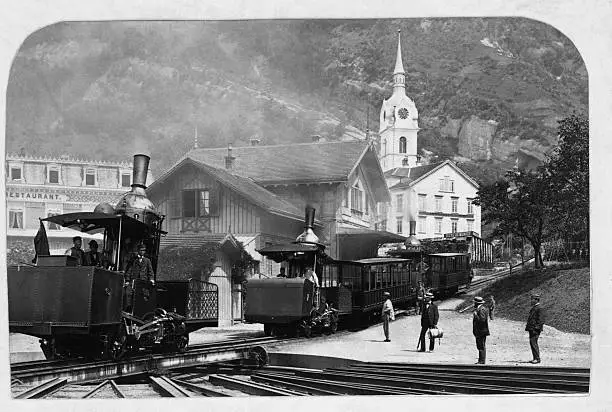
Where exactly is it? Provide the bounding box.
[459,264,590,334]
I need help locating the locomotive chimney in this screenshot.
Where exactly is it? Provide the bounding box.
[404,220,421,250]
[225,143,235,170]
[296,206,320,244]
[132,154,150,191]
[115,154,157,224]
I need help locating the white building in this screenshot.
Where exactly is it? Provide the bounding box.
[377,31,482,239]
[5,152,152,261]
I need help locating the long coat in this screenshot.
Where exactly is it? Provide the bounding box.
[473,304,490,337]
[421,303,439,328]
[125,256,154,281]
[525,304,544,333]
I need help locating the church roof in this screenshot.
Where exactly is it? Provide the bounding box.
[186,140,372,185]
[394,30,405,75]
[387,160,479,190]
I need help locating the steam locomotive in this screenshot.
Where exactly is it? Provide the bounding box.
[7,155,218,360]
[244,210,472,337]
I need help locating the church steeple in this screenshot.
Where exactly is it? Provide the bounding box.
[393,30,406,93]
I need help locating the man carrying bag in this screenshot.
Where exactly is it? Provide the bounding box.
[418,292,439,352]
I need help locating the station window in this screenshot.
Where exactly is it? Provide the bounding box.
[121,173,131,187]
[8,210,23,229]
[451,197,458,213]
[435,196,443,212]
[396,194,403,212]
[10,166,22,181]
[451,219,458,233]
[435,218,443,234]
[439,176,455,193]
[396,216,403,234]
[350,182,363,214]
[467,199,473,214]
[85,168,96,186]
[418,216,427,234]
[182,189,210,217]
[467,219,474,232]
[418,194,426,211]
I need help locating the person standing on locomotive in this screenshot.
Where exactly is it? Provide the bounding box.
[84,240,102,267]
[418,292,439,352]
[65,236,85,265]
[382,292,395,342]
[304,266,320,308]
[125,243,155,284]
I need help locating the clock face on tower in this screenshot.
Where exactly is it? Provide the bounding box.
[398,107,409,119]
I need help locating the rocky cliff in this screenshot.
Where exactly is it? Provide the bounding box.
[6,18,587,183]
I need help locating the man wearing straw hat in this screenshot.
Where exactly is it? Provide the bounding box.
[473,296,490,364]
[381,291,395,342]
[418,292,439,352]
[525,293,544,364]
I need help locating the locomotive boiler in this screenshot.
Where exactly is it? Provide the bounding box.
[7,154,218,360]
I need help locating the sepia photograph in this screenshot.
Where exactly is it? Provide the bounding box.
[1,0,609,410]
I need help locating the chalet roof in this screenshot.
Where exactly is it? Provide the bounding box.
[187,140,370,184]
[387,160,478,190]
[148,158,306,223]
[185,140,390,202]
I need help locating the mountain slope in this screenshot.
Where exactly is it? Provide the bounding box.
[6,18,587,181]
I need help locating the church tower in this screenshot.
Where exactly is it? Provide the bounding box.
[378,30,420,172]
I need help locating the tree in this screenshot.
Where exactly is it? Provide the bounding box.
[474,168,552,268]
[545,114,589,241]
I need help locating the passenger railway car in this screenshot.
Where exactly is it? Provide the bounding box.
[424,253,473,298]
[7,155,218,360]
[244,208,418,337]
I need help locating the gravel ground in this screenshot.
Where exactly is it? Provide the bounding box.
[9,298,590,367]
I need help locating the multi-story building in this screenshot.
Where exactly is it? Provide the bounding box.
[5,153,151,262]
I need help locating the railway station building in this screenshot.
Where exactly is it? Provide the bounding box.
[5,152,151,264]
[147,139,404,325]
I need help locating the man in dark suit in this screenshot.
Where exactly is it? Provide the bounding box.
[125,243,154,283]
[473,296,490,364]
[418,292,439,352]
[525,293,545,364]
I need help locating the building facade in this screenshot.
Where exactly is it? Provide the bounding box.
[186,140,394,260]
[5,153,148,261]
[147,158,311,326]
[377,32,482,240]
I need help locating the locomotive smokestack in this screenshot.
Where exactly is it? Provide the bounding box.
[404,220,421,250]
[132,154,150,190]
[296,206,320,244]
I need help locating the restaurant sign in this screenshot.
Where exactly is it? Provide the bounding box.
[7,191,68,202]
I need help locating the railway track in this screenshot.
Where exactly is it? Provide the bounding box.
[12,358,589,398]
[467,258,535,292]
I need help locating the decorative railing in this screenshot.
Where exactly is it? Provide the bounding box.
[180,217,211,233]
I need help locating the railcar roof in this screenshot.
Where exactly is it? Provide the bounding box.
[43,212,164,235]
[349,257,412,264]
[428,253,469,257]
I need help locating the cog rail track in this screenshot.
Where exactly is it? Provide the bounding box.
[11,336,283,388]
[12,358,589,398]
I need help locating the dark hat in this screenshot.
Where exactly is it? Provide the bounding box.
[474,296,484,304]
[383,291,391,297]
[89,240,98,247]
[72,236,82,242]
